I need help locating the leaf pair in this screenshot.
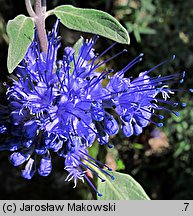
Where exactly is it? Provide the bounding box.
[7,5,130,73]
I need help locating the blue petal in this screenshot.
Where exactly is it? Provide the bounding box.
[134,114,149,127]
[38,158,52,176]
[133,124,143,135]
[23,139,33,148]
[10,152,29,166]
[122,122,133,137]
[23,120,38,138]
[104,114,119,135]
[21,158,35,180]
[49,140,63,152]
[64,47,75,62]
[97,133,109,145]
[91,102,104,121]
[35,148,47,155]
[87,131,96,145]
[134,110,151,127]
[122,113,132,122]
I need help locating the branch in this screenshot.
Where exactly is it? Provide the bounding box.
[35,0,42,16]
[42,0,47,14]
[33,0,48,53]
[35,18,48,53]
[25,0,36,17]
[25,0,48,53]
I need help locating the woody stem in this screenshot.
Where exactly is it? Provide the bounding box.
[25,0,48,53]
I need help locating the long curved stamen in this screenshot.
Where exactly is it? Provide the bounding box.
[156,106,180,116]
[80,155,114,179]
[92,49,127,71]
[142,55,176,76]
[136,114,163,127]
[117,53,144,77]
[87,70,113,91]
[95,42,116,61]
[71,155,106,182]
[140,107,164,120]
[82,169,103,197]
[79,150,112,171]
[78,36,99,69]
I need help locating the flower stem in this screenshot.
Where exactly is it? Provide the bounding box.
[25,0,48,53]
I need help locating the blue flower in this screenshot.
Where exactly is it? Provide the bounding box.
[0,19,184,195]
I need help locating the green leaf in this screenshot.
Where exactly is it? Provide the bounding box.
[138,26,156,34]
[73,37,84,60]
[7,15,34,73]
[133,143,144,150]
[52,5,130,44]
[97,171,150,200]
[67,37,84,74]
[116,159,125,171]
[88,141,99,159]
[134,28,141,42]
[125,22,134,32]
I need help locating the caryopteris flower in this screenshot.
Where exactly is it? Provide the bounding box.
[0,20,185,195]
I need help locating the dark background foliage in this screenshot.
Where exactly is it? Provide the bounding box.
[0,0,193,199]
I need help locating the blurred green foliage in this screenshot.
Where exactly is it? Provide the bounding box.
[0,0,193,199]
[115,0,157,42]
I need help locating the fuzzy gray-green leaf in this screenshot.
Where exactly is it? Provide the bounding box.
[7,15,34,73]
[53,5,130,44]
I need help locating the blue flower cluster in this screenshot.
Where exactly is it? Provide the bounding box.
[0,20,184,195]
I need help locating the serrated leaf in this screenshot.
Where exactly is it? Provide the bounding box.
[7,15,34,73]
[52,5,130,44]
[97,171,150,200]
